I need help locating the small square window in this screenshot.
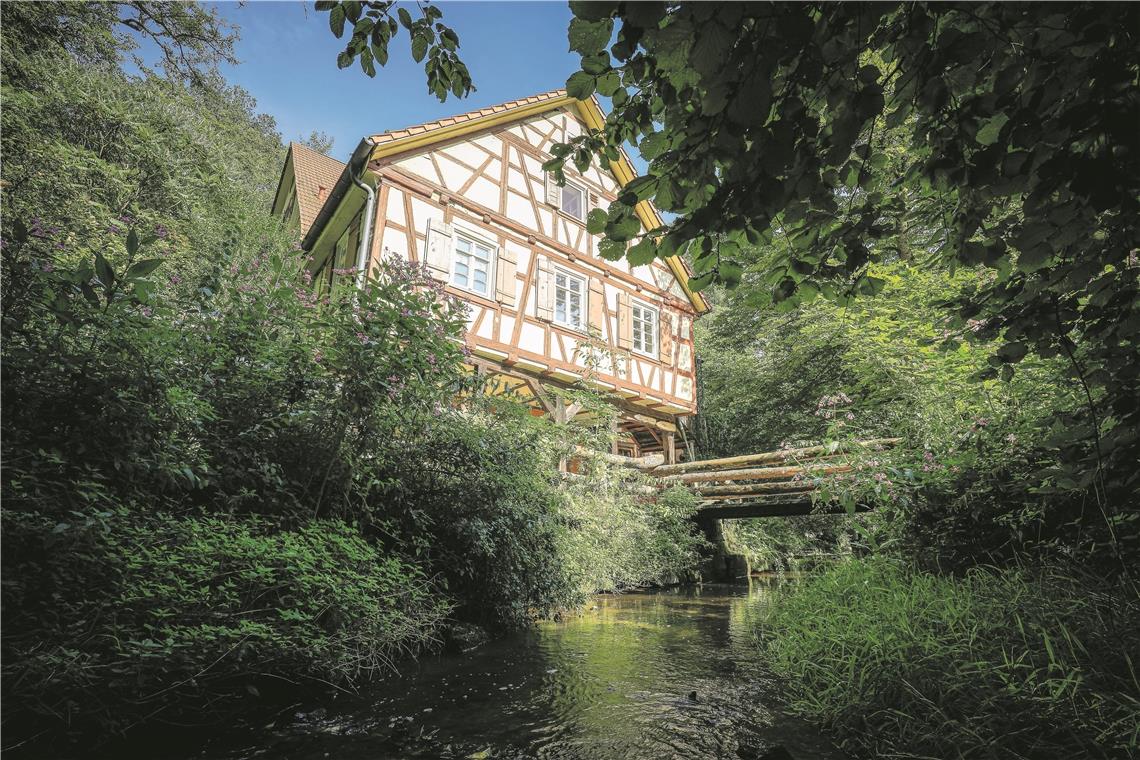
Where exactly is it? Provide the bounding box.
[560,181,585,221]
[632,302,658,357]
[554,269,585,330]
[451,231,495,296]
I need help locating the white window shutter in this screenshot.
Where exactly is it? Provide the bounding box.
[424,218,452,281]
[535,255,554,321]
[544,172,560,207]
[496,246,518,307]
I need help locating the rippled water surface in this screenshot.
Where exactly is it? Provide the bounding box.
[193,582,844,760]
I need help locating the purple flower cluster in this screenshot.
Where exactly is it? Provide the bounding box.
[29,217,61,239]
[815,392,853,420]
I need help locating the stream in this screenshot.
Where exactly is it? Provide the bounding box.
[189,580,845,760]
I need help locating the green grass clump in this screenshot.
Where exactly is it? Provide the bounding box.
[758,557,1140,759]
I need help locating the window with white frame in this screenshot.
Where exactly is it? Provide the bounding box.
[632,301,658,356]
[554,268,585,330]
[451,230,495,296]
[560,180,586,221]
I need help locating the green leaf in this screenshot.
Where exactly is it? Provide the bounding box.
[606,213,641,242]
[411,33,429,63]
[566,71,596,100]
[568,17,612,55]
[585,208,608,235]
[996,341,1028,363]
[597,238,626,260]
[94,252,115,287]
[627,237,657,265]
[689,272,715,292]
[623,175,658,202]
[329,4,346,38]
[596,70,621,97]
[359,48,376,76]
[125,259,163,280]
[975,113,1009,146]
[372,42,389,66]
[126,229,140,256]
[397,7,413,29]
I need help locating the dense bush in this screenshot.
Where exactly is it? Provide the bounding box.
[559,479,704,592]
[2,507,449,741]
[758,558,1140,760]
[0,3,706,753]
[695,261,1136,573]
[0,225,704,748]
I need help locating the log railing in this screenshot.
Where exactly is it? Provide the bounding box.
[576,438,900,516]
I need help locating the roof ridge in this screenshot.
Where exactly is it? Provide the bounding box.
[368,88,569,144]
[289,141,346,164]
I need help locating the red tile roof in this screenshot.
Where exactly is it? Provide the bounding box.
[288,142,346,235]
[368,89,568,146]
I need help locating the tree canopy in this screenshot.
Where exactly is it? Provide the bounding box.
[559,2,1138,500]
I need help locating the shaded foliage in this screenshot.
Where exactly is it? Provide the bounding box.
[1,4,704,751]
[562,2,1139,517]
[759,558,1140,760]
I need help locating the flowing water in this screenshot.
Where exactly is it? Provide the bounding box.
[191,581,844,760]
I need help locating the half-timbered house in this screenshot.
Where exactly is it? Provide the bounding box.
[270,89,710,462]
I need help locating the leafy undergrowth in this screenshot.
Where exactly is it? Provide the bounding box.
[2,508,451,744]
[757,557,1140,759]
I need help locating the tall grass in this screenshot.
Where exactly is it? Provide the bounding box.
[757,557,1140,759]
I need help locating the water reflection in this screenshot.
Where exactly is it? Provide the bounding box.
[194,581,843,760]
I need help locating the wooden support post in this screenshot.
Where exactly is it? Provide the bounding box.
[664,430,677,465]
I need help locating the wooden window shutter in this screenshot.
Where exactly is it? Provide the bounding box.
[617,290,633,349]
[660,309,675,366]
[424,218,452,281]
[535,255,554,321]
[495,246,518,306]
[544,172,560,207]
[587,277,605,333]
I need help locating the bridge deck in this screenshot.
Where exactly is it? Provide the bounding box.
[590,438,900,519]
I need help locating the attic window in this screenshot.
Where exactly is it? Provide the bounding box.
[559,180,585,221]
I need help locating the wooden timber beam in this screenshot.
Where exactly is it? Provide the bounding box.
[693,482,817,498]
[650,438,901,476]
[658,462,853,485]
[697,499,870,519]
[572,445,663,470]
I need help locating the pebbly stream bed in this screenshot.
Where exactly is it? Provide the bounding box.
[182,580,845,760]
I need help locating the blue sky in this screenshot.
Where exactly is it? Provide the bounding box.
[209,1,580,163]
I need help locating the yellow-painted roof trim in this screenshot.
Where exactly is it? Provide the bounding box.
[366,94,710,314]
[571,98,709,314]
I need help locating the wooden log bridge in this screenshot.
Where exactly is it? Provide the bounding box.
[579,438,900,519]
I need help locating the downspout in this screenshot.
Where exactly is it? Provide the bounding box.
[349,140,377,290]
